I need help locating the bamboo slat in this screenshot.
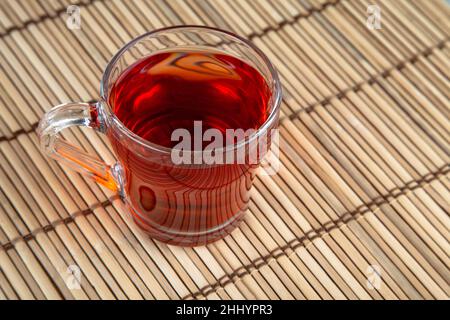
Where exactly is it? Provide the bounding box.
[0,0,449,300]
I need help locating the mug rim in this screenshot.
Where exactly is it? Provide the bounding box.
[100,25,282,155]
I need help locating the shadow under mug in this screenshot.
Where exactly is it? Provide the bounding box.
[38,26,282,246]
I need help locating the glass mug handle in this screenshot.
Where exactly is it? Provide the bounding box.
[38,102,121,192]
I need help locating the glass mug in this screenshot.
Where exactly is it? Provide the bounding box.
[38,26,281,246]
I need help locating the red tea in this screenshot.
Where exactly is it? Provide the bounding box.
[110,51,270,146]
[108,50,271,245]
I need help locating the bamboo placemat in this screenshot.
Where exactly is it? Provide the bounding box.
[0,0,449,300]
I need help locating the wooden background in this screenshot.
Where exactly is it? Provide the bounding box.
[0,0,449,299]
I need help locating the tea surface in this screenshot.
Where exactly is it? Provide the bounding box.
[109,50,271,147]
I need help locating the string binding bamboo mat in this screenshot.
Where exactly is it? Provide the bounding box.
[0,0,449,300]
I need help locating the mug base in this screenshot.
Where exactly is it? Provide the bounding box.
[128,205,246,247]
